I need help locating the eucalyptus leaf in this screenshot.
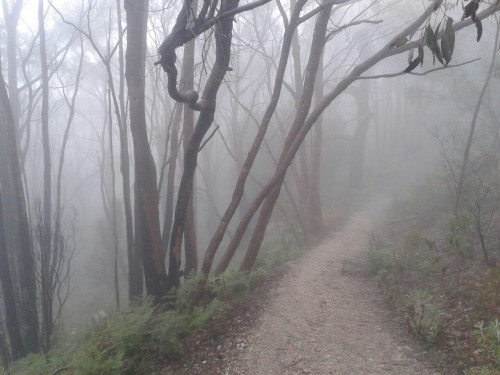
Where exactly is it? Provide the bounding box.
[441,17,455,66]
[476,18,483,42]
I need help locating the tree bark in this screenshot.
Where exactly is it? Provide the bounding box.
[180,4,199,275]
[125,0,167,301]
[0,0,23,341]
[348,81,371,189]
[115,0,140,303]
[0,189,25,360]
[0,51,39,354]
[161,104,182,254]
[308,51,324,235]
[39,0,54,351]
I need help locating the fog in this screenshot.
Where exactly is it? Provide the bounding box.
[0,0,499,372]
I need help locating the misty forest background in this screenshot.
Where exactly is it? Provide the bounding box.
[0,0,500,373]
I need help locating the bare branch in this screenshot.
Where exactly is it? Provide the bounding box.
[198,126,220,152]
[326,19,383,40]
[357,58,481,80]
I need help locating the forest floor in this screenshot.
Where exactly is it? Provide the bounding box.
[159,196,443,374]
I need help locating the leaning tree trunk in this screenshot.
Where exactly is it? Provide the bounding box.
[125,0,167,301]
[204,0,309,275]
[240,2,333,272]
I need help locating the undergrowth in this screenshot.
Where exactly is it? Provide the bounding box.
[2,213,307,374]
[2,296,225,375]
[1,267,272,375]
[362,176,500,373]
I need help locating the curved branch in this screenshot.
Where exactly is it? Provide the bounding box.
[155,0,272,109]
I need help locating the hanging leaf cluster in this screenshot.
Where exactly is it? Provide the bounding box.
[405,17,456,73]
[462,0,482,42]
[404,0,485,74]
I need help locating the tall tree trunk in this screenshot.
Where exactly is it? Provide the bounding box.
[289,0,309,225]
[2,0,22,130]
[0,0,23,329]
[39,0,53,352]
[181,4,199,275]
[0,313,10,369]
[126,0,166,301]
[107,75,120,310]
[308,51,324,234]
[115,0,139,303]
[0,190,25,360]
[0,51,39,355]
[162,105,182,253]
[110,1,137,303]
[348,81,371,189]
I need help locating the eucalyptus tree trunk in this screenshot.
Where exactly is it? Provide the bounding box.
[180,4,199,276]
[0,52,39,354]
[162,104,182,253]
[115,0,139,303]
[0,190,25,360]
[348,81,371,189]
[308,51,324,234]
[38,0,54,352]
[126,0,167,301]
[1,0,22,130]
[289,0,309,225]
[0,317,10,369]
[0,0,23,324]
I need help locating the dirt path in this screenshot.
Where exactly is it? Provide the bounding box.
[223,198,441,375]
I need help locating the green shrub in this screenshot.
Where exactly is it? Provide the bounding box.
[473,320,500,365]
[446,215,474,261]
[1,353,68,375]
[254,228,303,271]
[365,238,395,281]
[465,365,500,375]
[479,267,500,315]
[405,289,444,343]
[209,270,250,301]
